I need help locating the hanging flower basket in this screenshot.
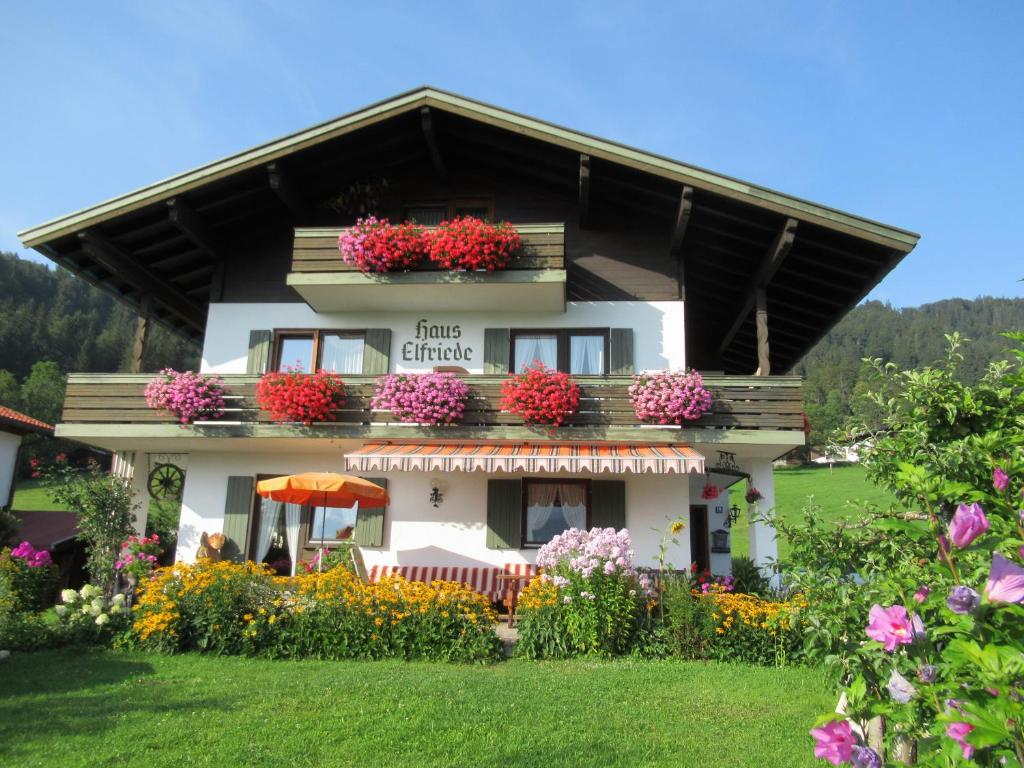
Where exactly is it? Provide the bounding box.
[745,486,763,504]
[337,216,429,273]
[628,369,713,425]
[255,369,345,425]
[371,372,469,425]
[500,363,581,427]
[427,216,522,271]
[700,484,721,501]
[145,369,227,424]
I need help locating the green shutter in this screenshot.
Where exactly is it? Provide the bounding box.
[486,479,522,549]
[484,328,511,374]
[591,480,626,530]
[362,329,391,375]
[353,478,387,547]
[221,476,254,562]
[246,330,273,374]
[609,328,634,374]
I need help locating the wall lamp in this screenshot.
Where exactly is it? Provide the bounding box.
[429,478,445,508]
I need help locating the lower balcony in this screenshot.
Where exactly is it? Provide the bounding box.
[58,374,805,453]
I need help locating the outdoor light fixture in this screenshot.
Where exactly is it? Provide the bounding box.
[429,478,444,507]
[725,504,741,529]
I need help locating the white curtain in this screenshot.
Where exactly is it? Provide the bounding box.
[321,335,364,374]
[255,499,282,563]
[526,483,559,539]
[558,483,587,529]
[570,335,604,375]
[515,335,558,372]
[284,502,302,576]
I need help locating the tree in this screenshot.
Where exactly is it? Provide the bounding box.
[19,361,65,425]
[0,369,20,410]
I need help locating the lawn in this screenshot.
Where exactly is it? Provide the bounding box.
[729,463,899,560]
[0,649,833,768]
[9,479,67,511]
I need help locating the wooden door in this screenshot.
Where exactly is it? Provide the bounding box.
[689,505,710,573]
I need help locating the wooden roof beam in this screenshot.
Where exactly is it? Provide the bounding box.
[717,217,798,359]
[266,161,306,220]
[578,154,592,229]
[420,107,447,185]
[77,228,205,332]
[671,186,694,300]
[167,198,221,261]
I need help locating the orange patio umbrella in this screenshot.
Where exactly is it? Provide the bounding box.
[255,472,389,571]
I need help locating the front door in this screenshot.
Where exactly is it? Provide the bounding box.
[689,505,710,573]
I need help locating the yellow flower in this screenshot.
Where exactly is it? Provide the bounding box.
[670,520,685,535]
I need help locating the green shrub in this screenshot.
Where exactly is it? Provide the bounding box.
[0,608,54,651]
[729,556,769,596]
[657,573,717,659]
[54,584,131,646]
[0,546,58,613]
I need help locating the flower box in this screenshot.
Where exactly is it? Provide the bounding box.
[255,369,345,425]
[500,364,581,427]
[371,372,469,426]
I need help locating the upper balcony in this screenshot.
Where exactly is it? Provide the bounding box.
[286,223,567,313]
[57,373,804,452]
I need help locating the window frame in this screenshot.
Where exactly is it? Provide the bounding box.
[306,504,358,546]
[272,329,367,373]
[402,197,495,223]
[520,478,592,548]
[509,328,610,375]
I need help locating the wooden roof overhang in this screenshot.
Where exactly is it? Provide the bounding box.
[18,86,919,369]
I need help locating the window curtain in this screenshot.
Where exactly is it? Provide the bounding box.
[255,499,282,563]
[559,483,587,529]
[570,336,604,375]
[526,483,559,537]
[515,335,558,372]
[321,335,364,374]
[284,502,302,577]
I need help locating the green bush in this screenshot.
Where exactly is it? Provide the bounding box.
[0,608,54,651]
[729,556,769,596]
[657,573,717,659]
[0,546,58,613]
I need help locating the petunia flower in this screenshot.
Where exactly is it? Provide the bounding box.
[810,720,855,765]
[866,604,915,652]
[949,502,989,548]
[984,553,1024,604]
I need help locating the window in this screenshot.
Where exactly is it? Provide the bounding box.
[511,329,609,375]
[274,331,365,373]
[403,198,493,224]
[308,505,359,545]
[523,480,589,546]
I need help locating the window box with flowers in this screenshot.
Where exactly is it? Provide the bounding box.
[371,372,469,426]
[145,369,227,425]
[337,216,429,273]
[427,216,523,272]
[499,363,581,427]
[255,369,345,425]
[628,370,713,425]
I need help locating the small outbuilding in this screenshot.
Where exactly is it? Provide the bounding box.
[0,406,54,508]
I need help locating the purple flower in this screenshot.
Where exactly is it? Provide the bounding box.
[917,664,938,684]
[887,669,916,703]
[993,466,1009,492]
[946,585,980,614]
[851,745,882,768]
[810,720,855,765]
[912,585,930,603]
[866,604,915,652]
[984,553,1024,604]
[946,722,975,760]
[948,502,989,548]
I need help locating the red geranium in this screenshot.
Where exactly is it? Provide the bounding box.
[338,216,429,273]
[499,363,581,427]
[255,368,345,425]
[427,216,522,271]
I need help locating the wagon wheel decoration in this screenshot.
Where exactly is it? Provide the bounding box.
[148,463,185,501]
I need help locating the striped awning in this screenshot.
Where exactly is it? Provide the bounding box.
[344,442,704,475]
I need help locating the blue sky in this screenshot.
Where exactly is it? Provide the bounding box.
[1,1,1021,307]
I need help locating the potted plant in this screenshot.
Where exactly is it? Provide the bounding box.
[628,369,713,425]
[371,372,469,425]
[427,216,522,271]
[500,363,581,427]
[337,216,428,273]
[255,368,345,425]
[145,369,227,424]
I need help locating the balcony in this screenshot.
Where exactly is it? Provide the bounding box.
[58,373,804,451]
[287,223,566,312]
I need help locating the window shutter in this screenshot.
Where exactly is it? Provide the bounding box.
[246,330,273,374]
[221,476,254,562]
[486,479,522,549]
[591,480,626,530]
[484,328,511,374]
[353,478,387,547]
[362,329,391,375]
[609,329,634,375]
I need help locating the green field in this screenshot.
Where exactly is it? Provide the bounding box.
[728,463,898,561]
[9,479,68,511]
[0,649,831,768]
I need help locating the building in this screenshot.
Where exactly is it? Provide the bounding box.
[0,406,53,510]
[17,87,918,583]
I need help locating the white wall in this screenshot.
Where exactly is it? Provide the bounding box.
[0,431,22,508]
[200,301,686,374]
[175,451,693,571]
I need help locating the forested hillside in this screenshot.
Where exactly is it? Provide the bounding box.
[0,251,197,425]
[797,297,1024,444]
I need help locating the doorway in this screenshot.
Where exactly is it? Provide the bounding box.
[689,505,709,573]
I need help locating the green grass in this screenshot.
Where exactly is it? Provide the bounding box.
[9,479,68,511]
[729,463,898,560]
[0,649,832,768]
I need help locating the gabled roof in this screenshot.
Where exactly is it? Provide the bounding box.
[0,406,54,436]
[18,86,918,251]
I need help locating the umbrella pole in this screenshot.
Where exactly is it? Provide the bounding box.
[318,491,326,573]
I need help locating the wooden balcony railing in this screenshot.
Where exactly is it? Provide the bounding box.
[291,223,565,273]
[61,374,803,436]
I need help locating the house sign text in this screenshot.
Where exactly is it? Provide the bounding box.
[401,319,473,363]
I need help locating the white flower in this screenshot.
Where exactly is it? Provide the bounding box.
[111,593,126,605]
[91,597,105,612]
[54,605,68,617]
[95,613,110,626]
[88,604,102,617]
[60,589,78,604]
[80,584,101,600]
[109,603,123,614]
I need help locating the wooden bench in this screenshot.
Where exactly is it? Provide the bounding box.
[367,563,535,605]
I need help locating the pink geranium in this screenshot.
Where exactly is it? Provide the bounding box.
[984,553,1024,604]
[810,719,855,765]
[948,502,989,548]
[145,369,227,424]
[629,369,713,425]
[865,604,915,652]
[371,372,468,425]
